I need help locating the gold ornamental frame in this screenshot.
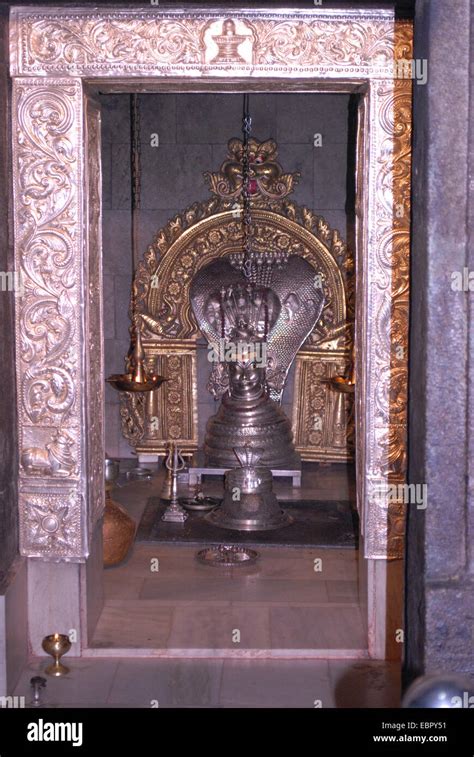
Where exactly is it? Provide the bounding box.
[10,7,412,569]
[123,153,355,464]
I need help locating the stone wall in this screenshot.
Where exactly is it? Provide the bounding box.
[0,7,18,581]
[405,0,474,680]
[101,92,351,457]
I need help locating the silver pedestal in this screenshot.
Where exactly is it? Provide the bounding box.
[161,501,188,523]
[206,445,292,532]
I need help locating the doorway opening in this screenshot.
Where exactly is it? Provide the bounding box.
[95,90,366,655]
[10,7,412,670]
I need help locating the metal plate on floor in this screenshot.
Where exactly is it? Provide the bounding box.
[180,496,221,512]
[196,545,259,567]
[126,467,152,481]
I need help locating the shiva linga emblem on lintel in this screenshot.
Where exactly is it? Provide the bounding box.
[190,250,326,470]
[209,19,251,65]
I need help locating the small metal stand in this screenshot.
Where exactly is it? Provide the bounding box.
[159,458,173,501]
[161,443,188,523]
[30,676,46,707]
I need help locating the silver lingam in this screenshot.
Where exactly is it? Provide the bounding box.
[207,444,291,531]
[190,253,325,469]
[204,334,298,469]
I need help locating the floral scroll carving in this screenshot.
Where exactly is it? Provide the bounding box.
[16,85,79,429]
[10,8,413,562]
[11,9,399,78]
[13,78,86,559]
[360,25,412,558]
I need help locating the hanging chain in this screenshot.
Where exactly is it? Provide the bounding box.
[130,93,141,326]
[241,93,253,278]
[131,93,141,212]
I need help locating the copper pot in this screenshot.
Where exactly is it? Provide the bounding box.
[103,494,136,567]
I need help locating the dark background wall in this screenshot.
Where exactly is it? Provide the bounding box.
[101,92,352,457]
[405,0,474,680]
[0,6,18,581]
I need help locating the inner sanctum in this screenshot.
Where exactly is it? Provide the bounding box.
[99,91,364,652]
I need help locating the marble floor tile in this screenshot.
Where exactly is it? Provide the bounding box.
[227,577,329,604]
[13,659,119,706]
[103,572,145,600]
[270,605,366,649]
[140,575,328,605]
[49,703,133,709]
[238,549,358,582]
[10,657,401,708]
[105,544,201,581]
[95,543,363,649]
[108,658,223,707]
[219,659,334,708]
[139,575,239,603]
[223,555,317,582]
[92,601,174,648]
[328,660,401,708]
[11,656,402,708]
[94,466,363,652]
[168,604,270,649]
[326,580,359,603]
[317,552,359,581]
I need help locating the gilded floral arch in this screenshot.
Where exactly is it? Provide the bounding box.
[135,207,348,344]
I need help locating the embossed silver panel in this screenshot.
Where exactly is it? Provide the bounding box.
[10,7,412,560]
[11,8,399,80]
[12,78,87,560]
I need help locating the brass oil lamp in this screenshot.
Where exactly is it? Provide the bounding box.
[326,343,356,394]
[105,94,166,395]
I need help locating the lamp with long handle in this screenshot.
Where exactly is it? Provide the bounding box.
[106,93,166,394]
